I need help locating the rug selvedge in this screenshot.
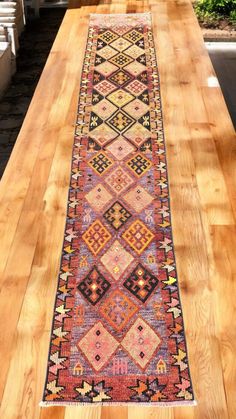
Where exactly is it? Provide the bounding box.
[42,12,195,406]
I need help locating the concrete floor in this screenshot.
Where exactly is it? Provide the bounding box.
[207,42,236,129]
[0,24,235,178]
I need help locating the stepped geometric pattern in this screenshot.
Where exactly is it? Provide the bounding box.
[103,201,132,230]
[42,12,195,406]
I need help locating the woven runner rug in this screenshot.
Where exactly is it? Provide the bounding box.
[41,12,195,407]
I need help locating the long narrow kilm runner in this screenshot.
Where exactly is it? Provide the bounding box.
[41,12,196,407]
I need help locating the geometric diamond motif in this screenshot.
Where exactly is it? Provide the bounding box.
[125,44,144,59]
[98,30,119,44]
[95,80,117,96]
[100,239,134,280]
[124,122,151,147]
[103,201,132,230]
[110,52,133,68]
[108,69,133,87]
[105,137,136,161]
[88,152,114,175]
[123,185,153,212]
[89,123,118,146]
[82,219,112,256]
[123,263,159,303]
[96,61,119,77]
[110,38,132,52]
[122,219,154,254]
[96,80,116,96]
[123,98,149,119]
[85,183,113,212]
[92,98,117,120]
[121,317,161,369]
[112,24,131,36]
[99,290,138,331]
[125,80,146,96]
[97,45,118,60]
[106,109,135,134]
[124,61,146,77]
[107,89,134,107]
[105,166,134,195]
[77,321,119,370]
[78,267,111,306]
[124,29,144,43]
[126,153,152,177]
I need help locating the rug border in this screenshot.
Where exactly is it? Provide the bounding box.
[39,15,94,406]
[90,12,151,16]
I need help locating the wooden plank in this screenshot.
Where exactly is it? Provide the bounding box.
[211,226,236,419]
[189,123,234,225]
[0,1,235,418]
[0,122,72,418]
[202,88,236,218]
[128,407,173,419]
[0,7,89,412]
[150,3,230,419]
[102,407,128,419]
[0,52,59,275]
[64,406,101,419]
[175,0,236,219]
[40,406,65,419]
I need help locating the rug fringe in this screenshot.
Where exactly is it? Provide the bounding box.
[39,400,197,408]
[90,12,151,17]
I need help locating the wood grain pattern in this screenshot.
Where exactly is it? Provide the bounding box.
[0,0,235,418]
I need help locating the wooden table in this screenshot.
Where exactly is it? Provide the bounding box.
[0,1,235,418]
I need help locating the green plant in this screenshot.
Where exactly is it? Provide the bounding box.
[195,0,236,18]
[229,9,236,24]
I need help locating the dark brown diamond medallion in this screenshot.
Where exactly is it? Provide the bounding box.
[123,263,158,303]
[103,201,132,230]
[108,69,133,87]
[78,266,111,305]
[107,110,135,134]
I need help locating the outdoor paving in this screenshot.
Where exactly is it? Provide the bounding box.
[0,8,66,178]
[207,42,236,129]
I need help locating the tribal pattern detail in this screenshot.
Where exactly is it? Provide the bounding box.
[42,12,195,406]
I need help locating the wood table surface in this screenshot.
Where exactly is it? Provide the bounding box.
[0,1,235,418]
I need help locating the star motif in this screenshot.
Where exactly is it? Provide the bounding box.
[158,206,169,218]
[157,161,166,173]
[52,327,68,346]
[159,238,172,253]
[49,351,67,375]
[55,304,71,322]
[46,380,64,397]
